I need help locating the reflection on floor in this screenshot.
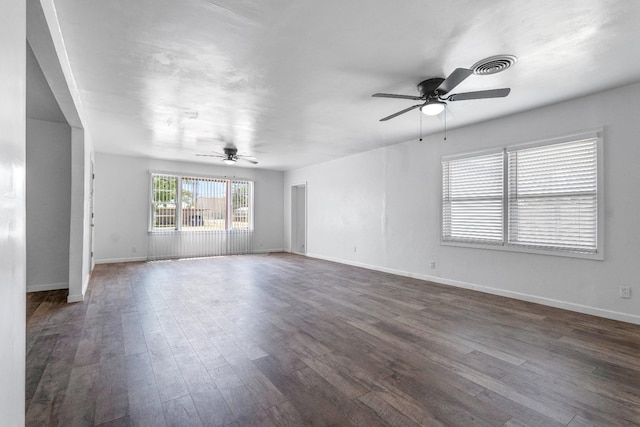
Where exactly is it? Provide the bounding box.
[26,253,640,426]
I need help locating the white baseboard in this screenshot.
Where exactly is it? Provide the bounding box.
[306,252,640,326]
[26,282,68,293]
[67,293,83,303]
[67,274,91,303]
[252,248,285,254]
[96,249,285,265]
[95,256,149,264]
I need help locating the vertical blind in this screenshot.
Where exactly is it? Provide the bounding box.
[442,152,504,243]
[149,173,254,260]
[507,138,597,253]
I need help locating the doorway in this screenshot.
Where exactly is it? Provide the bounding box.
[291,184,307,255]
[89,160,95,270]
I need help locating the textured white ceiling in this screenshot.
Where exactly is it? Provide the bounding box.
[52,0,640,170]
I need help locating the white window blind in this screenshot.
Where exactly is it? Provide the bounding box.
[149,173,255,260]
[442,152,504,243]
[181,177,228,230]
[231,180,252,230]
[507,138,598,253]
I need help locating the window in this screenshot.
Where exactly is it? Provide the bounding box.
[507,138,597,253]
[150,173,253,232]
[442,132,601,258]
[231,181,251,229]
[442,151,504,244]
[152,175,178,229]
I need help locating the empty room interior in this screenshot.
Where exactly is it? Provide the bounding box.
[3,0,640,426]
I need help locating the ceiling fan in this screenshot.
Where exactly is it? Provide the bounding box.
[372,67,511,121]
[196,147,258,165]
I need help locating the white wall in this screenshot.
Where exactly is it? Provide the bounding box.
[26,119,71,291]
[94,153,284,263]
[285,81,640,325]
[0,0,26,423]
[27,0,94,303]
[291,185,306,254]
[67,128,94,302]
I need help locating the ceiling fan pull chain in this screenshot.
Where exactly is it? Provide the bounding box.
[444,108,447,141]
[419,112,423,142]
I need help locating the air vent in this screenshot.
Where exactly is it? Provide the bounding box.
[471,55,517,75]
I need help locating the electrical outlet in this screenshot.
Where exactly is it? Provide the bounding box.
[620,286,632,299]
[354,246,357,253]
[132,246,137,254]
[430,261,436,269]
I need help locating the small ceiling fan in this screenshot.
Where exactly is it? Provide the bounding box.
[372,67,511,121]
[196,147,258,165]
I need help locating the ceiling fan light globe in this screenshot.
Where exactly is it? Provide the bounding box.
[421,102,445,116]
[223,158,236,165]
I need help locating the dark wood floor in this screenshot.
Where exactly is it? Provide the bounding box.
[26,253,640,426]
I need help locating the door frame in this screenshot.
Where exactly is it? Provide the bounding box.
[291,183,307,255]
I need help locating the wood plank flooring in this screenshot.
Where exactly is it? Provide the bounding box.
[26,253,640,426]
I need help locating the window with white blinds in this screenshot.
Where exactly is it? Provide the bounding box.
[507,138,598,253]
[150,173,254,232]
[442,132,601,258]
[442,152,504,243]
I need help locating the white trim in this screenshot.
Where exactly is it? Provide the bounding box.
[81,272,90,297]
[26,282,68,293]
[251,248,285,254]
[505,127,603,152]
[67,293,83,303]
[306,252,640,326]
[96,256,150,264]
[442,146,504,162]
[67,273,90,302]
[440,239,603,261]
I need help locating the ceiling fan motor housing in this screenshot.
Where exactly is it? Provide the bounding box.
[418,78,446,97]
[222,147,237,162]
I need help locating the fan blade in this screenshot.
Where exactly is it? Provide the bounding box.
[436,68,473,95]
[379,104,422,121]
[238,157,259,164]
[447,88,511,101]
[195,153,224,158]
[372,93,423,101]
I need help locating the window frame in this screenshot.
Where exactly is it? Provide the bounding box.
[441,129,604,260]
[441,148,506,245]
[148,171,255,233]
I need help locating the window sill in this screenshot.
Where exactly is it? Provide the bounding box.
[441,239,603,261]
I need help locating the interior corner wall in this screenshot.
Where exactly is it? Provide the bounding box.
[93,153,285,263]
[284,81,640,325]
[0,0,26,424]
[26,119,71,291]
